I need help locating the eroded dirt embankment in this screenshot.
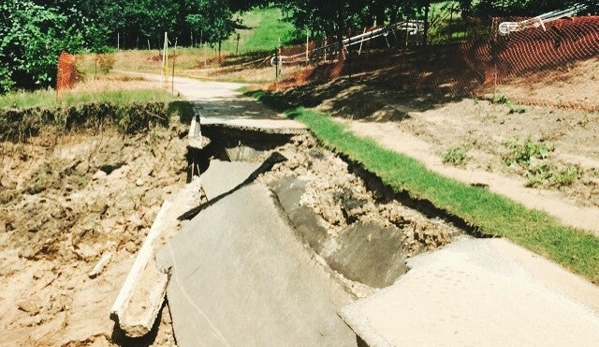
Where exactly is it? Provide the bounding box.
[0,105,187,346]
[1,102,465,346]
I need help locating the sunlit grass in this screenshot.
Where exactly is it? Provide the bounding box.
[223,7,296,54]
[0,76,176,110]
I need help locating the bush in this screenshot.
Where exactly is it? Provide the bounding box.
[0,1,83,93]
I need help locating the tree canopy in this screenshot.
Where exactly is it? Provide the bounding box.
[1,0,597,93]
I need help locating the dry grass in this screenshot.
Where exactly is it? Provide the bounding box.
[70,73,162,93]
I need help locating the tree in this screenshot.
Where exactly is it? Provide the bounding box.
[186,0,236,45]
[0,0,83,93]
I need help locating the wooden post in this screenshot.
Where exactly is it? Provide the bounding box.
[172,38,177,94]
[306,28,310,65]
[162,32,168,86]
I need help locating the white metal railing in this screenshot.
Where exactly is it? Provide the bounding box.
[498,3,588,36]
[271,20,424,66]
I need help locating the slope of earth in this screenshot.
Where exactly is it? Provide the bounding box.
[0,123,188,346]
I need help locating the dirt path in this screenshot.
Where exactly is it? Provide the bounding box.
[280,79,599,236]
[342,119,599,235]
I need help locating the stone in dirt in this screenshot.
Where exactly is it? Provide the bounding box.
[157,183,358,347]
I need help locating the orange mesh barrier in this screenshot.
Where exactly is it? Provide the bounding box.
[56,52,79,95]
[272,15,599,110]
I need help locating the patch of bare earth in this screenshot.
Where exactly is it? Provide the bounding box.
[258,135,463,258]
[0,123,187,346]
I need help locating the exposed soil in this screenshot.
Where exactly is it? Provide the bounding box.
[0,110,463,345]
[0,122,188,346]
[257,134,464,258]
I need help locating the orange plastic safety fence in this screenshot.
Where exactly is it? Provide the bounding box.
[56,52,79,94]
[272,16,599,110]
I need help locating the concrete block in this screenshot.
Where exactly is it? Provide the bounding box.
[200,160,261,200]
[326,222,407,288]
[157,184,357,347]
[340,237,599,347]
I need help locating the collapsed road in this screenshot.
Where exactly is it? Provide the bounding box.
[109,75,599,347]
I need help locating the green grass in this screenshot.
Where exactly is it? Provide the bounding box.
[0,89,177,110]
[222,7,296,54]
[248,90,599,284]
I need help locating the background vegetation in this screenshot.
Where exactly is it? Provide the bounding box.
[1,0,597,93]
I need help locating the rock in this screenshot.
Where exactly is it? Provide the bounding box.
[129,214,144,228]
[92,170,107,180]
[74,161,89,175]
[18,297,44,316]
[89,201,108,214]
[0,177,17,189]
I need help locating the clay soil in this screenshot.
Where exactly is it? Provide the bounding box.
[0,122,189,346]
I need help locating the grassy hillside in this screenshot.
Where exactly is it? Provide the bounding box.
[223,7,297,54]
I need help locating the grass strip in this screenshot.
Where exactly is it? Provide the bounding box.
[249,90,599,284]
[0,89,176,110]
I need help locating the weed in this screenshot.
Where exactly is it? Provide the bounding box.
[551,165,580,187]
[508,104,526,114]
[493,93,509,104]
[493,93,526,114]
[504,137,553,167]
[442,146,469,166]
[526,163,552,187]
[526,164,580,188]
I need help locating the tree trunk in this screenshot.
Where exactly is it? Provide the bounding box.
[423,0,430,45]
[218,40,222,64]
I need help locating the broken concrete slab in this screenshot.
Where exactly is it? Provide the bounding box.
[325,222,407,288]
[340,237,599,347]
[109,200,172,337]
[200,160,261,200]
[269,177,330,253]
[157,183,357,347]
[270,176,407,288]
[110,178,203,337]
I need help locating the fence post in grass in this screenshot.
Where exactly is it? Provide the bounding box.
[172,38,177,94]
[162,32,168,87]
